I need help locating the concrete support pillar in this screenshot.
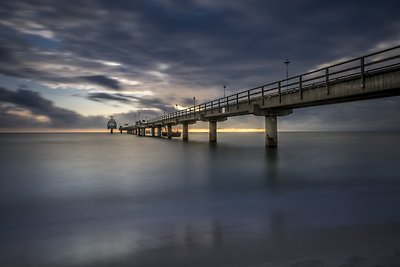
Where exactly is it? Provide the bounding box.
[142,128,146,136]
[157,126,162,137]
[182,123,189,141]
[134,129,137,135]
[151,127,155,137]
[167,124,172,139]
[265,115,278,147]
[209,121,217,142]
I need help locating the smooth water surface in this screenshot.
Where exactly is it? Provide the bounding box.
[1,132,400,266]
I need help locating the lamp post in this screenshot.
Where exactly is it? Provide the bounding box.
[284,59,290,88]
[193,97,196,107]
[223,84,226,98]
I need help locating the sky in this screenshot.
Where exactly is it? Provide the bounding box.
[0,0,399,131]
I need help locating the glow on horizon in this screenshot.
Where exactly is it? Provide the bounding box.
[5,108,50,123]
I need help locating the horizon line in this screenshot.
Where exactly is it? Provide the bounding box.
[0,128,398,134]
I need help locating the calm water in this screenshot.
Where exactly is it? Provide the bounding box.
[1,132,400,266]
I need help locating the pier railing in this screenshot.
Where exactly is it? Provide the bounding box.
[146,45,400,124]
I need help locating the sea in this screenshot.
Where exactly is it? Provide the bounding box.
[1,132,400,267]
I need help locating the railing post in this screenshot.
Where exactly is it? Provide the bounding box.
[261,86,265,106]
[247,90,251,104]
[325,68,329,95]
[211,101,214,115]
[226,97,229,112]
[360,57,365,89]
[236,94,239,110]
[299,75,303,99]
[278,81,281,103]
[218,99,221,113]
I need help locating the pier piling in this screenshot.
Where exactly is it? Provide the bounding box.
[209,121,217,142]
[183,123,189,141]
[167,124,172,139]
[265,115,277,147]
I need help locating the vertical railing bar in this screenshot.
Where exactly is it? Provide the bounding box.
[325,68,330,95]
[261,86,265,106]
[278,81,281,103]
[299,75,303,99]
[361,57,365,88]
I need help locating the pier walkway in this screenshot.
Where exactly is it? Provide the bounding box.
[122,45,400,147]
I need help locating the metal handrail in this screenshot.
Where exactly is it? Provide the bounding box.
[144,45,400,125]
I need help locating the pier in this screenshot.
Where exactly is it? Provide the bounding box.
[122,45,400,147]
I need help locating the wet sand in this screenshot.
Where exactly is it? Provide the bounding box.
[53,222,400,267]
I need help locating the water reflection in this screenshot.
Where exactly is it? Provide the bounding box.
[264,148,280,190]
[270,211,286,240]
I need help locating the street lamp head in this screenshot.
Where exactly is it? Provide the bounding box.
[223,84,226,97]
[284,59,290,65]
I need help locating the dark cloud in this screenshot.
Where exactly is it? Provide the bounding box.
[1,0,399,90]
[0,44,15,64]
[81,75,121,90]
[87,92,132,103]
[0,87,106,128]
[86,92,177,113]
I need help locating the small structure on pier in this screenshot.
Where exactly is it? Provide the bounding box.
[106,116,117,134]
